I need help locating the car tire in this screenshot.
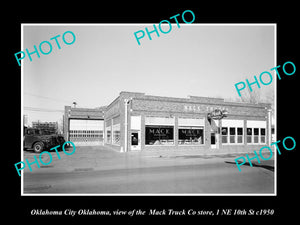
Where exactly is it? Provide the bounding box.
[33,142,44,153]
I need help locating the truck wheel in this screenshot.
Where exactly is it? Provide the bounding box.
[33,142,44,153]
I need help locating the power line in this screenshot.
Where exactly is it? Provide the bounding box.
[24,93,93,108]
[24,92,73,104]
[24,106,64,112]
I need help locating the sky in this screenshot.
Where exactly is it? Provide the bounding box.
[22,24,275,125]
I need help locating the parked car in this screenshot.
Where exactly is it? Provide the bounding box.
[23,127,65,153]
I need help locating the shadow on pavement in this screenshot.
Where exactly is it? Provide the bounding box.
[173,154,242,159]
[224,161,274,172]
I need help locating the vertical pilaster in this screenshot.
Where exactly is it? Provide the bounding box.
[219,119,222,149]
[174,116,178,148]
[244,119,247,148]
[141,115,145,151]
[267,109,272,146]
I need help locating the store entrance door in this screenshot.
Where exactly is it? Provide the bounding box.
[211,132,220,149]
[131,131,141,151]
[211,133,216,149]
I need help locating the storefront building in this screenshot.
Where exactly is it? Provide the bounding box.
[104,92,272,154]
[63,92,272,153]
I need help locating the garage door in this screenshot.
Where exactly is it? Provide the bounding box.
[69,119,104,146]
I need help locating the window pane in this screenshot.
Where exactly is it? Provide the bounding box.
[261,136,265,143]
[254,128,259,135]
[222,127,228,135]
[237,136,243,143]
[178,127,204,145]
[247,128,252,135]
[222,127,228,144]
[247,136,252,143]
[261,128,266,135]
[222,136,228,143]
[230,135,235,143]
[229,127,235,143]
[113,131,120,145]
[131,133,139,145]
[146,126,174,145]
[237,127,243,135]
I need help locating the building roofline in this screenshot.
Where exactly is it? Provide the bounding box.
[64,106,106,112]
[119,92,271,109]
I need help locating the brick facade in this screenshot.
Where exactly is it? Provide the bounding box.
[64,92,272,154]
[103,92,272,154]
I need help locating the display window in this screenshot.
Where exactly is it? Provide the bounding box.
[178,127,204,145]
[246,127,266,144]
[221,119,244,145]
[246,120,267,144]
[222,127,243,144]
[145,125,174,145]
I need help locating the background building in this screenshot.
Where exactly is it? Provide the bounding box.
[31,121,58,134]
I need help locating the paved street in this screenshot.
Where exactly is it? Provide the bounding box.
[22,146,275,194]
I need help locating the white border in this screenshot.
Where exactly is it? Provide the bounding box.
[21,23,277,196]
[21,24,24,193]
[274,23,277,196]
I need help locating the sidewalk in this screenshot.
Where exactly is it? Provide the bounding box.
[22,145,275,174]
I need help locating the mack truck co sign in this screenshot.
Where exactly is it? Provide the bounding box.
[184,105,229,113]
[207,109,228,120]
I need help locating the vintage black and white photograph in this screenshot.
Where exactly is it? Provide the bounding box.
[21,24,276,195]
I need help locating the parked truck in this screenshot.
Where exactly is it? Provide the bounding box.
[23,127,65,153]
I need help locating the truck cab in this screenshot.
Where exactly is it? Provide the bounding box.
[23,127,65,153]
